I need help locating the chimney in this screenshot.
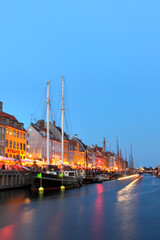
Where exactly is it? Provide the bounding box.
[37,119,44,127]
[0,102,3,112]
[74,134,78,138]
[53,120,56,126]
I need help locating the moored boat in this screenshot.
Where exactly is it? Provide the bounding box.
[30,77,82,191]
[30,169,82,190]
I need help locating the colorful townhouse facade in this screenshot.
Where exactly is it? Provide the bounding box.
[26,119,128,171]
[0,102,27,159]
[0,119,5,156]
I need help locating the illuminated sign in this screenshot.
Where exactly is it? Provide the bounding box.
[7,149,24,155]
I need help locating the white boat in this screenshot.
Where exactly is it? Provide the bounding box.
[98,173,110,181]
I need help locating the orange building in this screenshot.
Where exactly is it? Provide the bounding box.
[0,102,27,159]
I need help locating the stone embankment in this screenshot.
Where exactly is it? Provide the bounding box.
[0,170,31,190]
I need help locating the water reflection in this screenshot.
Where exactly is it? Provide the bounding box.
[91,184,104,239]
[1,176,159,240]
[115,177,143,240]
[0,223,17,240]
[117,177,141,202]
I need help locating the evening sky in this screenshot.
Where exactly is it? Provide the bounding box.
[0,0,160,167]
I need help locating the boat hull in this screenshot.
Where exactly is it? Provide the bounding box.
[30,171,82,190]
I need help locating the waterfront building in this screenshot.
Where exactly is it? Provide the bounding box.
[109,153,118,171]
[0,119,5,156]
[0,102,27,159]
[94,146,105,169]
[68,140,74,165]
[27,120,69,164]
[123,160,128,171]
[86,147,94,168]
[70,134,87,167]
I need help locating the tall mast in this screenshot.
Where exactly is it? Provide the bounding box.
[103,137,106,155]
[61,76,64,173]
[47,81,50,165]
[116,136,119,172]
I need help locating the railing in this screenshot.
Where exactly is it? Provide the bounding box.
[0,170,30,189]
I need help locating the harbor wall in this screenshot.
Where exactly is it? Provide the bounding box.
[0,170,30,190]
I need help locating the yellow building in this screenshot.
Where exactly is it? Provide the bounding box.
[0,102,27,159]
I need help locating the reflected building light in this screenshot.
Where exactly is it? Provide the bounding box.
[96,184,103,194]
[117,176,143,202]
[0,223,16,240]
[118,174,139,181]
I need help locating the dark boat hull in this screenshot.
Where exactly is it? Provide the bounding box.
[30,171,82,190]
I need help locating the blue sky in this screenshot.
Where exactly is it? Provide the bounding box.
[0,0,160,167]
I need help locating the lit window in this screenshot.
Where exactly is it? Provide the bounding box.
[6,128,9,134]
[9,129,12,135]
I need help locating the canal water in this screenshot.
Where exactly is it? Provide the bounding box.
[0,175,160,240]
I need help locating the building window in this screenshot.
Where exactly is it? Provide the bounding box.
[6,139,8,147]
[2,127,5,134]
[23,133,25,139]
[13,141,16,149]
[10,140,12,148]
[17,142,19,149]
[23,144,25,151]
[20,132,22,138]
[0,139,4,146]
[14,130,16,137]
[6,128,9,134]
[6,118,9,125]
[13,121,17,128]
[17,131,19,138]
[9,129,12,135]
[20,143,22,150]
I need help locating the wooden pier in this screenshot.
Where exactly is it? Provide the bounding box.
[0,170,31,190]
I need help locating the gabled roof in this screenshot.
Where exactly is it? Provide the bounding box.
[55,126,69,140]
[71,135,87,151]
[0,111,18,122]
[0,111,26,132]
[32,124,56,139]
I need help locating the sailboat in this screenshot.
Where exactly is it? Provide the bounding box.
[30,77,82,190]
